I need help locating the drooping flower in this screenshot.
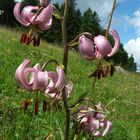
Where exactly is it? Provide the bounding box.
[79,35,96,60]
[79,30,120,59]
[74,103,112,137]
[15,59,73,100]
[13,2,53,46]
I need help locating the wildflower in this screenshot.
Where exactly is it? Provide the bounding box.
[79,30,120,59]
[74,103,112,137]
[79,35,96,60]
[15,59,73,100]
[13,2,53,46]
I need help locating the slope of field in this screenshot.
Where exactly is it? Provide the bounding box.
[0,26,140,140]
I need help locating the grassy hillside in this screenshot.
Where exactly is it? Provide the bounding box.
[0,26,140,140]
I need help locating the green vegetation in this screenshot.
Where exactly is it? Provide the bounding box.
[0,26,140,140]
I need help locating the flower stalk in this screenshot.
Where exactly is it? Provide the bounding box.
[61,0,70,140]
[105,0,116,38]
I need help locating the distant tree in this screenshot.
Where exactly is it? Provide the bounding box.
[0,0,15,26]
[80,8,102,35]
[23,0,38,6]
[126,55,136,71]
[108,43,136,71]
[66,0,81,42]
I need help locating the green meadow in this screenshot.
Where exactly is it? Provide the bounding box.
[0,26,140,140]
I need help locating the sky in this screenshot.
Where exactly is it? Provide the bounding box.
[16,0,140,71]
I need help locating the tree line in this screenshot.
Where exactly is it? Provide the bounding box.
[0,0,136,71]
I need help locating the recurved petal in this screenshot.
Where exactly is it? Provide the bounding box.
[15,59,34,90]
[21,5,39,25]
[79,35,96,60]
[94,131,102,137]
[55,66,65,91]
[65,80,73,98]
[13,2,29,26]
[45,71,58,93]
[35,4,53,27]
[94,35,112,58]
[39,18,52,30]
[102,121,112,136]
[35,71,49,91]
[30,64,41,85]
[107,30,120,57]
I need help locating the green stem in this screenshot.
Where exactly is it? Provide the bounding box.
[105,0,116,38]
[88,59,102,101]
[61,0,70,140]
[67,32,94,47]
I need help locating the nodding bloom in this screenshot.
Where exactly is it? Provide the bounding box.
[79,30,120,60]
[13,1,53,46]
[74,103,112,137]
[15,59,73,100]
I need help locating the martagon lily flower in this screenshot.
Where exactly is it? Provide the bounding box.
[15,59,73,100]
[74,103,112,137]
[13,0,53,46]
[79,30,120,60]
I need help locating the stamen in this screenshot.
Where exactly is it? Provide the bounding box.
[43,100,47,112]
[101,69,105,77]
[33,37,37,47]
[20,33,25,44]
[105,66,109,77]
[110,64,115,76]
[34,99,39,115]
[36,36,40,46]
[98,70,101,80]
[23,99,31,111]
[23,34,27,43]
[26,36,31,45]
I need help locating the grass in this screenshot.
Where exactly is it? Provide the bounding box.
[0,26,140,140]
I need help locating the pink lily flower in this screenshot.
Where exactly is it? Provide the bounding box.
[79,35,96,60]
[45,80,73,100]
[15,59,73,100]
[79,30,120,59]
[13,2,53,46]
[74,103,112,137]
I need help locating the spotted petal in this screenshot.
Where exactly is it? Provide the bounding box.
[15,59,34,90]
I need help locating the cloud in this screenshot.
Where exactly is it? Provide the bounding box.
[77,0,116,18]
[52,0,125,19]
[124,38,140,67]
[129,8,140,35]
